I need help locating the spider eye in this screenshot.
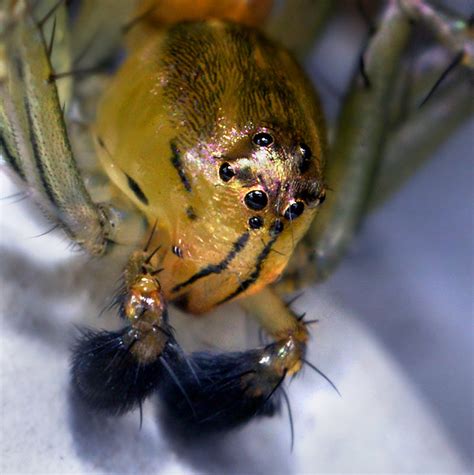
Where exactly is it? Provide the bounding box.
[270,219,284,236]
[248,216,264,229]
[300,143,312,160]
[244,190,268,211]
[252,132,273,147]
[299,143,312,173]
[284,201,305,220]
[317,190,326,205]
[219,162,235,182]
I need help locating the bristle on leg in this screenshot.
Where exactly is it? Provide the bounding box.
[157,338,305,435]
[70,327,164,415]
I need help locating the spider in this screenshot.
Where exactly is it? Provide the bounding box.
[0,0,472,450]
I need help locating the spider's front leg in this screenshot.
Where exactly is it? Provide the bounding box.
[155,287,317,435]
[71,246,173,415]
[70,246,313,430]
[1,1,169,414]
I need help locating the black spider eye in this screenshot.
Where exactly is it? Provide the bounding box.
[300,143,312,160]
[219,162,235,182]
[248,216,263,229]
[317,190,326,205]
[299,143,312,173]
[252,132,273,147]
[284,201,305,220]
[270,219,284,236]
[244,190,268,211]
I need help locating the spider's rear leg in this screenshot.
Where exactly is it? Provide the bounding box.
[71,250,172,415]
[157,288,314,435]
[0,0,121,255]
[278,2,473,292]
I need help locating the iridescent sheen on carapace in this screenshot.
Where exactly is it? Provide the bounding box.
[95,19,327,314]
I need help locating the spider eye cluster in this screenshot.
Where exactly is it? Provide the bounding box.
[215,129,324,230]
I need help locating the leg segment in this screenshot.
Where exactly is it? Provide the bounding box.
[277,2,472,292]
[156,288,312,435]
[1,1,110,254]
[71,248,172,415]
[265,0,336,61]
[306,3,412,282]
[1,1,147,255]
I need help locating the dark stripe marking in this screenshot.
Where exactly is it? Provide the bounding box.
[125,173,149,205]
[3,58,26,181]
[24,98,59,209]
[218,233,279,305]
[172,232,250,293]
[0,133,26,181]
[170,140,192,192]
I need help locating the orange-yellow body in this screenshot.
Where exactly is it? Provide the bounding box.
[95,12,327,314]
[137,0,273,27]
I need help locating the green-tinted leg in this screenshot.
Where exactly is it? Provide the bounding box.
[70,0,138,69]
[32,0,73,108]
[0,1,138,254]
[305,2,412,282]
[265,0,336,60]
[277,1,472,292]
[369,75,472,208]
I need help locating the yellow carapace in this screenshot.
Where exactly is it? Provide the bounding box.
[96,18,326,314]
[1,0,471,438]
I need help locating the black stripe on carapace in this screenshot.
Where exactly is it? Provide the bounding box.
[172,232,250,293]
[170,140,192,192]
[23,98,60,209]
[125,173,149,205]
[0,133,26,181]
[218,233,279,305]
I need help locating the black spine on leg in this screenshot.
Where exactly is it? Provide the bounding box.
[70,327,163,415]
[157,343,282,435]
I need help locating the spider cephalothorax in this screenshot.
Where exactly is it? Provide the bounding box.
[95,19,327,313]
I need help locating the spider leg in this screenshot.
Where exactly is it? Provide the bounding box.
[306,3,412,282]
[369,72,472,208]
[70,0,136,70]
[0,1,144,255]
[1,1,113,254]
[71,247,172,415]
[277,2,473,292]
[156,287,319,437]
[265,0,336,61]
